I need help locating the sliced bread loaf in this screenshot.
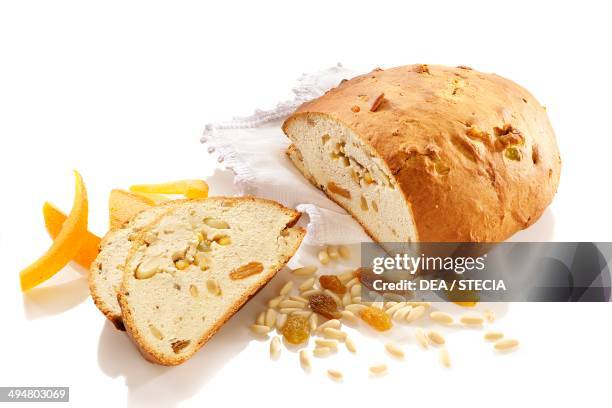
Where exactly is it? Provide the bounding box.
[90,203,175,329]
[118,197,305,365]
[283,64,561,243]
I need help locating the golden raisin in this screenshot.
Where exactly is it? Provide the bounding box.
[319,275,346,295]
[282,314,310,345]
[309,293,341,319]
[360,306,392,331]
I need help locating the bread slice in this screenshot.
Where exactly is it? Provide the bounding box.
[90,203,174,329]
[283,64,561,242]
[108,189,155,229]
[118,197,305,365]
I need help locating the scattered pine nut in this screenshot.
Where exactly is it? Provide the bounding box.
[430,311,454,325]
[405,305,426,323]
[256,311,265,325]
[339,271,355,284]
[385,342,405,358]
[439,347,451,367]
[315,339,338,349]
[415,328,429,349]
[393,305,413,321]
[341,310,359,325]
[313,346,332,357]
[350,284,361,297]
[327,369,343,381]
[265,308,277,327]
[427,330,446,345]
[298,277,315,292]
[324,289,343,307]
[369,364,388,375]
[494,339,519,351]
[484,331,504,341]
[280,281,293,296]
[292,310,313,318]
[270,336,281,359]
[317,319,341,332]
[338,245,350,259]
[292,266,317,277]
[289,295,309,303]
[345,337,357,353]
[345,304,367,314]
[268,295,283,308]
[279,299,306,309]
[279,307,303,314]
[276,313,287,331]
[250,324,271,335]
[301,289,323,297]
[342,292,352,307]
[318,250,330,265]
[345,277,360,288]
[323,328,347,341]
[300,350,311,371]
[309,313,318,331]
[351,296,362,303]
[327,245,340,260]
[460,315,484,326]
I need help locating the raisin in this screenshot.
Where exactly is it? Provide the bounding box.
[282,314,310,345]
[309,293,341,319]
[360,306,392,331]
[319,275,346,295]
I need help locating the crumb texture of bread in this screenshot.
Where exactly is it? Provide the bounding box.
[118,197,304,365]
[283,64,561,242]
[90,205,171,329]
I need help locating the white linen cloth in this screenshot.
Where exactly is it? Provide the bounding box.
[200,64,371,245]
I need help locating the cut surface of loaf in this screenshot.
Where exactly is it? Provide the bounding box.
[283,64,561,242]
[118,197,305,365]
[90,204,174,329]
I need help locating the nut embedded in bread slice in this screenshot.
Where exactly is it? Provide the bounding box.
[118,197,305,365]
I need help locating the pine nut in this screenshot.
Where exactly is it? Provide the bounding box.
[309,313,318,331]
[276,313,287,331]
[338,245,350,259]
[292,310,312,318]
[385,302,405,316]
[324,290,343,307]
[484,331,504,341]
[439,347,451,367]
[393,305,413,321]
[292,265,317,276]
[270,336,281,359]
[341,310,359,325]
[405,305,426,323]
[280,281,293,296]
[279,299,306,309]
[300,350,311,370]
[268,295,283,308]
[265,308,277,328]
[350,284,361,297]
[313,346,332,357]
[415,328,429,349]
[430,311,454,325]
[279,307,302,314]
[323,328,347,341]
[327,369,343,381]
[149,324,164,340]
[427,330,446,345]
[369,364,388,375]
[301,289,323,297]
[317,319,341,332]
[352,296,362,303]
[315,339,338,349]
[483,309,496,323]
[494,339,519,351]
[318,250,330,265]
[206,278,221,296]
[460,315,484,326]
[345,304,367,314]
[327,245,340,260]
[289,295,309,303]
[385,342,405,358]
[256,311,265,325]
[298,277,315,292]
[203,217,230,229]
[345,337,357,353]
[345,277,359,288]
[342,292,352,307]
[250,324,270,335]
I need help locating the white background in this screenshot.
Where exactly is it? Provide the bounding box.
[1,1,611,407]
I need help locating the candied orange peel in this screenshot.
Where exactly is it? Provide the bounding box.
[130,179,209,199]
[20,171,89,291]
[43,202,100,269]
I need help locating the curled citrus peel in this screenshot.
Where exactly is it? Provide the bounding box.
[130,179,209,199]
[20,171,88,291]
[43,202,100,269]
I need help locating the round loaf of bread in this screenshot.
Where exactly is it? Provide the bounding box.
[283,64,561,242]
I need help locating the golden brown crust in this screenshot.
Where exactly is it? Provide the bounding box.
[118,196,305,365]
[283,64,561,242]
